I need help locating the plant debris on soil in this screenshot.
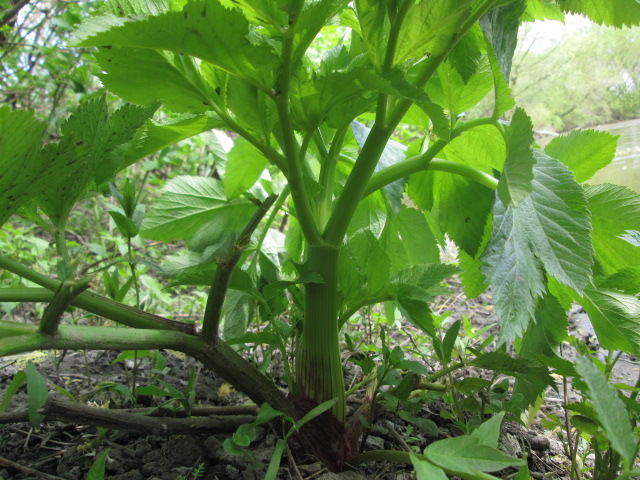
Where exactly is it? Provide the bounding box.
[1,279,638,480]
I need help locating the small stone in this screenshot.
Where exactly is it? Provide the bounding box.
[364,435,385,450]
[530,435,551,451]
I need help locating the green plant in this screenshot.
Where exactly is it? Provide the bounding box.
[176,462,206,480]
[1,0,640,477]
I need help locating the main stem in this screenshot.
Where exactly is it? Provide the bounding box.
[296,243,345,424]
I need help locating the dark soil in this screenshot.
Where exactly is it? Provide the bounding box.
[1,283,637,480]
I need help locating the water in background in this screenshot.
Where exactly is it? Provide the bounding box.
[589,118,640,192]
[537,118,640,192]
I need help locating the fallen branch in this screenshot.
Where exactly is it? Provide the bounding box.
[0,455,65,480]
[0,397,256,436]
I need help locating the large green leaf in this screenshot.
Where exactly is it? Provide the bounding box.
[75,0,280,89]
[523,0,565,21]
[519,293,568,356]
[518,152,592,292]
[426,57,493,120]
[485,36,515,117]
[558,0,640,27]
[354,0,389,70]
[395,0,472,66]
[471,351,555,411]
[424,435,524,474]
[223,137,268,199]
[482,195,545,342]
[218,0,289,30]
[222,290,256,342]
[575,355,637,469]
[140,176,256,242]
[598,267,640,295]
[293,0,350,67]
[37,97,154,221]
[480,0,525,81]
[380,206,440,274]
[483,152,592,342]
[574,286,640,355]
[291,67,383,131]
[93,48,216,114]
[122,114,226,171]
[545,129,618,183]
[448,23,485,84]
[0,108,47,226]
[586,184,640,275]
[497,107,534,207]
[339,230,392,309]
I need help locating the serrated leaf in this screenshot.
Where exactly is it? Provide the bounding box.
[75,0,280,89]
[432,169,494,257]
[292,68,381,130]
[471,351,555,410]
[222,291,256,341]
[523,0,565,21]
[448,24,484,83]
[574,286,640,355]
[575,355,637,469]
[484,152,592,342]
[557,0,640,27]
[480,0,526,81]
[395,0,472,66]
[37,97,153,220]
[497,107,534,207]
[485,36,515,117]
[354,0,389,69]
[293,0,350,67]
[100,0,173,16]
[586,184,640,275]
[520,293,568,356]
[122,114,226,171]
[597,267,640,295]
[381,206,441,274]
[339,230,392,311]
[427,57,493,119]
[223,137,268,199]
[0,107,48,226]
[411,454,449,480]
[140,176,256,242]
[424,435,524,474]
[519,152,592,292]
[218,0,289,30]
[482,195,545,342]
[545,129,618,183]
[458,247,489,299]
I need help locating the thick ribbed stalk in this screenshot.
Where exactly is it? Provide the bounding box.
[296,244,345,424]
